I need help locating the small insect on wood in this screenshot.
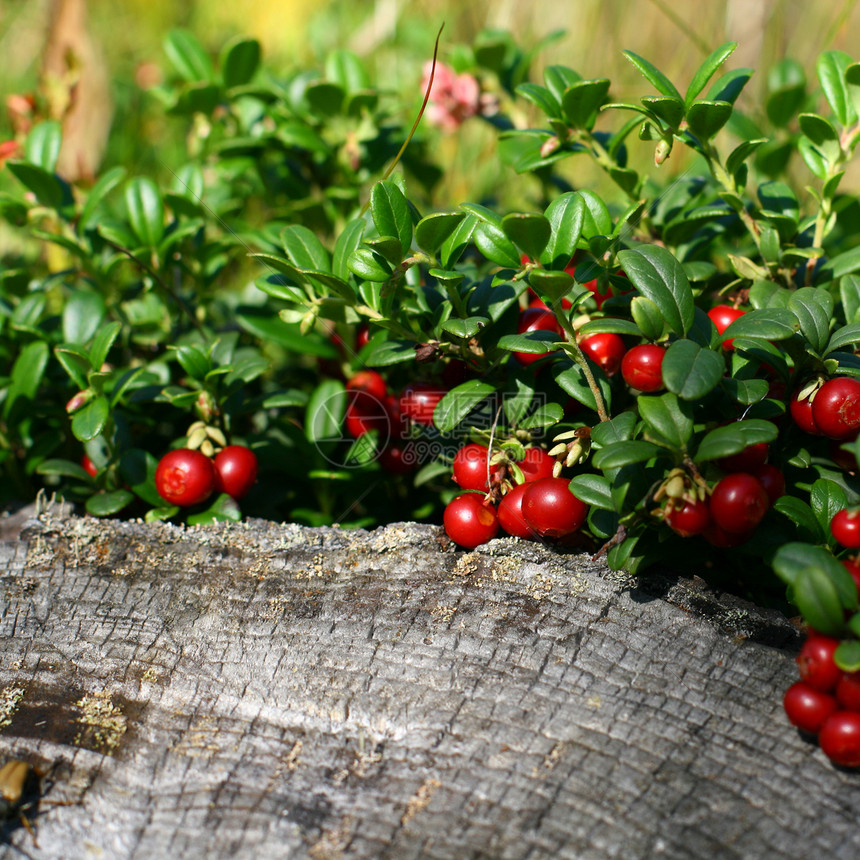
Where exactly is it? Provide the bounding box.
[0,759,41,843]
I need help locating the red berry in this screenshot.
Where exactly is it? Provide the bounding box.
[819,711,860,767]
[579,332,626,377]
[155,448,216,507]
[812,377,860,440]
[789,386,821,435]
[498,483,535,540]
[355,323,371,351]
[522,477,587,539]
[81,454,98,477]
[213,445,258,500]
[717,441,769,473]
[783,681,838,734]
[709,473,769,533]
[707,304,745,350]
[831,508,860,549]
[751,463,785,505]
[664,498,711,537]
[701,521,752,547]
[346,370,388,400]
[518,447,556,482]
[842,558,860,595]
[345,391,390,438]
[452,444,499,491]
[400,382,448,426]
[621,343,665,392]
[836,672,860,711]
[797,634,842,692]
[443,494,499,548]
[514,307,563,367]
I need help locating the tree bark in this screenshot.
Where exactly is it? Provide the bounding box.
[0,506,858,859]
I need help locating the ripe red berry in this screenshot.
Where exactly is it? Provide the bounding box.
[399,382,448,426]
[81,454,98,477]
[155,448,216,507]
[836,672,860,711]
[797,634,842,692]
[709,473,769,534]
[452,444,499,491]
[522,477,587,539]
[831,509,860,548]
[518,447,556,482]
[707,304,745,350]
[812,377,860,440]
[355,323,371,351]
[621,343,665,392]
[783,681,838,734]
[664,498,711,537]
[514,307,563,366]
[443,493,499,548]
[346,370,388,400]
[842,558,860,595]
[751,463,785,505]
[345,391,390,438]
[213,445,258,500]
[497,483,535,540]
[818,711,860,767]
[579,332,626,377]
[789,386,821,435]
[717,441,769,473]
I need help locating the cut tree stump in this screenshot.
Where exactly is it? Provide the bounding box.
[1,508,858,859]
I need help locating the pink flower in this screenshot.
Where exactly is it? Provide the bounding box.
[421,61,481,132]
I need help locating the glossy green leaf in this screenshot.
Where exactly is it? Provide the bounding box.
[325,49,370,93]
[772,542,852,595]
[561,78,610,129]
[164,29,215,83]
[473,221,522,269]
[835,641,860,673]
[568,474,615,510]
[695,419,779,461]
[125,177,164,247]
[811,478,848,542]
[544,65,582,103]
[281,224,331,271]
[502,213,551,261]
[638,392,693,450]
[370,181,412,256]
[618,245,694,336]
[221,36,260,88]
[527,270,581,305]
[577,318,643,338]
[434,379,498,433]
[687,100,733,139]
[62,290,107,346]
[798,136,829,180]
[846,63,860,123]
[722,308,798,342]
[6,160,64,208]
[415,212,466,254]
[4,341,49,421]
[593,440,668,470]
[305,379,346,443]
[440,316,488,339]
[347,247,394,282]
[661,338,724,400]
[187,493,242,526]
[685,42,737,106]
[72,395,110,442]
[629,296,665,342]
[36,458,93,482]
[798,113,841,162]
[332,217,365,282]
[542,192,585,270]
[173,344,210,380]
[79,166,127,230]
[707,67,753,106]
[237,310,339,358]
[54,346,91,389]
[789,287,833,354]
[773,496,822,542]
[826,323,860,355]
[765,59,806,127]
[578,189,613,238]
[818,247,860,283]
[623,50,682,101]
[818,50,856,127]
[497,331,560,354]
[552,361,612,413]
[25,120,62,172]
[518,402,564,430]
[591,412,638,448]
[793,566,847,636]
[86,490,135,518]
[440,214,478,268]
[364,339,416,366]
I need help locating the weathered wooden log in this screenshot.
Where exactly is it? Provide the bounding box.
[0,507,858,859]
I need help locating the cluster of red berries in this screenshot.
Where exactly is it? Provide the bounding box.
[442,442,588,548]
[784,631,860,767]
[155,445,258,507]
[344,369,449,473]
[790,376,860,441]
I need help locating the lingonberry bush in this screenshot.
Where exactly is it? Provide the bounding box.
[4,27,860,764]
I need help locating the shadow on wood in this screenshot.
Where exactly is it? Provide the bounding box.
[0,510,857,859]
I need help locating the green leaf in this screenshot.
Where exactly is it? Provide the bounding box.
[618,245,694,336]
[685,42,737,106]
[793,566,847,636]
[440,214,478,268]
[325,49,370,93]
[281,224,331,271]
[568,474,615,510]
[544,65,582,103]
[811,478,848,542]
[541,192,585,270]
[707,67,753,107]
[561,78,610,130]
[773,496,823,542]
[527,270,580,305]
[331,218,365,282]
[765,59,806,127]
[629,296,666,342]
[497,332,560,355]
[518,402,564,430]
[4,341,49,421]
[221,36,260,88]
[798,112,841,162]
[622,50,683,101]
[593,440,668,470]
[788,287,833,355]
[305,379,346,443]
[695,419,779,461]
[86,490,135,518]
[25,120,62,172]
[772,542,852,595]
[591,412,637,447]
[502,213,551,261]
[72,395,110,442]
[638,392,693,450]
[473,221,522,269]
[661,338,725,400]
[515,82,560,118]
[173,344,210,380]
[826,323,860,355]
[54,346,92,389]
[36,458,93,482]
[552,361,613,413]
[164,29,216,83]
[841,275,860,323]
[347,247,393,282]
[6,160,64,208]
[79,166,127,230]
[370,181,412,256]
[187,493,242,525]
[125,177,164,247]
[62,290,107,346]
[686,100,733,140]
[237,310,338,358]
[118,448,163,506]
[415,212,466,254]
[578,190,613,238]
[846,63,860,124]
[722,308,798,342]
[434,380,498,433]
[818,247,860,283]
[818,50,856,127]
[364,339,416,367]
[577,318,642,338]
[835,641,860,673]
[440,316,488,339]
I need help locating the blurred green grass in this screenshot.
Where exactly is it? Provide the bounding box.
[2,0,860,206]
